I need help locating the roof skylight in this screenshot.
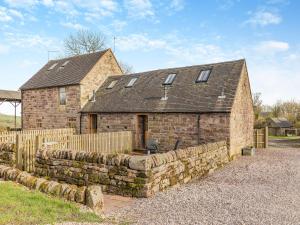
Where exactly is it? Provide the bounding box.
[196,70,211,83]
[163,73,176,85]
[107,80,118,89]
[61,60,70,67]
[48,63,58,71]
[126,78,138,87]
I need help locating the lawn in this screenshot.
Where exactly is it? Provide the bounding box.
[269,135,300,140]
[0,181,103,225]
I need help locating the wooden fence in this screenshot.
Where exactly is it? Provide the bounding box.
[253,127,268,148]
[0,129,133,173]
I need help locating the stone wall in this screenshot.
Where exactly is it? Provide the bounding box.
[22,85,82,132]
[230,63,254,157]
[34,141,229,197]
[0,164,104,210]
[81,113,230,152]
[0,143,15,166]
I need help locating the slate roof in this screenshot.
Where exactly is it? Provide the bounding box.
[82,59,246,113]
[0,90,21,102]
[20,50,109,90]
[268,118,293,128]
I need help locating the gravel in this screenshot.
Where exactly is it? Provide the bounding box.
[108,147,300,225]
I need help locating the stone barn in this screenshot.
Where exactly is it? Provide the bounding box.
[20,49,123,132]
[81,59,254,157]
[267,117,293,136]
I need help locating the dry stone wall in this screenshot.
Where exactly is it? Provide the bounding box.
[0,143,15,166]
[34,141,229,197]
[0,164,103,210]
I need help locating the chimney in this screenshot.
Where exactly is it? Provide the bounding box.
[91,90,96,102]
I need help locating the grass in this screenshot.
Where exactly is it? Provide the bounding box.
[0,181,103,225]
[269,135,300,140]
[0,113,21,130]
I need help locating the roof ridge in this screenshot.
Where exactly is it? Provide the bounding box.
[49,49,110,62]
[117,58,245,76]
[106,58,245,79]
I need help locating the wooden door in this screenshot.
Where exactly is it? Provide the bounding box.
[89,114,98,134]
[137,115,148,149]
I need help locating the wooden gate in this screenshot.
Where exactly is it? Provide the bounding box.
[253,127,268,148]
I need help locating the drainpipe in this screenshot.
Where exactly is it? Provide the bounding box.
[197,114,201,145]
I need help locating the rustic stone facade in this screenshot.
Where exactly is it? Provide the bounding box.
[34,141,229,197]
[229,64,254,157]
[21,50,122,132]
[81,113,230,152]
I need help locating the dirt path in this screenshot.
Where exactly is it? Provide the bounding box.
[107,147,300,225]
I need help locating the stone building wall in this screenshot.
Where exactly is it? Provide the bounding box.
[22,49,123,132]
[81,113,230,151]
[230,64,254,157]
[22,85,81,132]
[80,50,123,108]
[34,141,229,197]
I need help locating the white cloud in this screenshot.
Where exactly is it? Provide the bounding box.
[111,20,127,32]
[61,22,85,30]
[0,6,24,22]
[42,0,54,7]
[245,9,282,26]
[256,40,289,53]
[124,0,154,18]
[19,59,38,68]
[4,0,38,8]
[169,0,185,11]
[5,32,57,49]
[116,34,167,51]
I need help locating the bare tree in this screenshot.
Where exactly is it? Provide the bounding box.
[118,60,134,74]
[253,92,263,120]
[64,30,106,56]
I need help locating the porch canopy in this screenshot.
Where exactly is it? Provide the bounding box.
[0,89,21,129]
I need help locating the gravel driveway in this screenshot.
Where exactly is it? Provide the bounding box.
[108,147,300,225]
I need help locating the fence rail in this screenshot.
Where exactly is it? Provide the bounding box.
[0,129,133,173]
[253,127,268,148]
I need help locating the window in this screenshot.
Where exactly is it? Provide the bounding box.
[126,78,138,87]
[48,63,58,71]
[163,73,176,85]
[196,70,211,82]
[107,80,118,89]
[67,117,76,128]
[36,119,42,128]
[61,60,70,67]
[59,87,66,105]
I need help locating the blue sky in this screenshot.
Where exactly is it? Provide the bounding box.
[0,0,299,115]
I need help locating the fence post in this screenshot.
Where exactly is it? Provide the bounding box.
[15,134,22,170]
[264,127,268,148]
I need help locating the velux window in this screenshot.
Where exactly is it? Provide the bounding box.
[107,80,118,89]
[48,63,58,71]
[196,70,211,83]
[126,78,138,87]
[59,87,66,105]
[61,60,70,67]
[163,73,176,85]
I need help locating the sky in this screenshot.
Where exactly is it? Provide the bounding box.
[0,0,299,115]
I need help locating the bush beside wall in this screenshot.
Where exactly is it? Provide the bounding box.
[35,141,229,197]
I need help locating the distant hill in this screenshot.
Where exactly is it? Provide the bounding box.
[0,113,21,130]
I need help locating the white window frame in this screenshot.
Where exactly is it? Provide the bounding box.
[196,70,211,82]
[59,87,66,105]
[107,80,118,89]
[126,77,138,87]
[163,73,177,85]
